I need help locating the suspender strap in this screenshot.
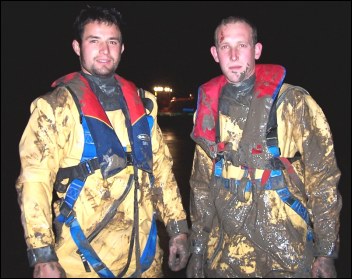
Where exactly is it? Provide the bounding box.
[71,173,157,278]
[133,166,142,278]
[276,188,310,225]
[82,175,133,244]
[140,214,157,271]
[74,175,135,278]
[70,218,115,278]
[278,157,307,201]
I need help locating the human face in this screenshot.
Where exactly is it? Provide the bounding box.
[210,22,262,85]
[72,21,124,77]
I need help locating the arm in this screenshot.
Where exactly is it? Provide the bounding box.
[146,92,189,271]
[16,88,75,275]
[187,144,215,278]
[278,88,342,277]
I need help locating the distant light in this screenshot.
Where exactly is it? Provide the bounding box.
[154,86,164,92]
[153,85,173,93]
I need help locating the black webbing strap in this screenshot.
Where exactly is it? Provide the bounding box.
[76,174,135,274]
[54,158,100,193]
[266,92,280,148]
[267,86,302,165]
[138,88,153,115]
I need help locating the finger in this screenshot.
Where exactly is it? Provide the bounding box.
[168,249,177,269]
[178,252,189,269]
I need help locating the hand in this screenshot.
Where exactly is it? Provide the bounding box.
[168,233,190,271]
[311,256,337,278]
[186,253,205,278]
[33,262,66,278]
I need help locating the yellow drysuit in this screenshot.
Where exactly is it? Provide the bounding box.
[16,77,187,277]
[188,79,342,277]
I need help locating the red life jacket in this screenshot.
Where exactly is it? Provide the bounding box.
[191,64,286,173]
[52,72,153,178]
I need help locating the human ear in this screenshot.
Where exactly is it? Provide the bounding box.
[72,40,81,57]
[254,42,262,60]
[210,46,219,63]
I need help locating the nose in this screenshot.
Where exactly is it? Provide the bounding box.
[230,48,238,61]
[99,42,109,54]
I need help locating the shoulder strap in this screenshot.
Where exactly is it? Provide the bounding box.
[267,85,309,200]
[266,85,307,152]
[138,88,154,115]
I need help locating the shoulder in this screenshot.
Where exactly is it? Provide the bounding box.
[278,83,324,117]
[30,86,75,114]
[277,83,311,107]
[140,90,158,117]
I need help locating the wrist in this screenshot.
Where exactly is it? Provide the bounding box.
[166,219,189,237]
[27,246,58,267]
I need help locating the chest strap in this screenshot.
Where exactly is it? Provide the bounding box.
[222,176,311,227]
[54,158,99,193]
[54,153,133,194]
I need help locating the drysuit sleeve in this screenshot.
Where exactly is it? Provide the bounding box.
[146,91,188,234]
[189,144,214,254]
[16,87,76,257]
[278,88,342,258]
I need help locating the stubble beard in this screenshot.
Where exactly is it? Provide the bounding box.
[91,63,118,77]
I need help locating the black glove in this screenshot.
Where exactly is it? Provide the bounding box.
[168,233,190,271]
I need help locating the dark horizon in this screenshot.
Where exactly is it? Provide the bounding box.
[2,1,351,277]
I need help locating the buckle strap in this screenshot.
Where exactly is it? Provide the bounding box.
[269,152,301,169]
[276,188,310,224]
[69,218,115,277]
[54,158,100,193]
[126,151,133,165]
[223,175,284,192]
[222,178,310,225]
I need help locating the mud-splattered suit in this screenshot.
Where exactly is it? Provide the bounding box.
[188,67,342,277]
[16,74,188,278]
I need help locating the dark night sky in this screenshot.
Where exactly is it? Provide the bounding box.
[2,1,351,277]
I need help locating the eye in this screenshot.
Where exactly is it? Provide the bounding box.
[89,39,98,44]
[109,41,119,45]
[239,43,247,48]
[220,45,229,50]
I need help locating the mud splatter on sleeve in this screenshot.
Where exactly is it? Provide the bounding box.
[278,89,342,257]
[189,144,215,249]
[150,122,187,225]
[16,88,76,249]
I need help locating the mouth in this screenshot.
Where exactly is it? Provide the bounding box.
[229,65,242,71]
[96,58,112,64]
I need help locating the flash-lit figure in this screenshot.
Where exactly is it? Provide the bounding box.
[16,6,189,278]
[187,16,341,278]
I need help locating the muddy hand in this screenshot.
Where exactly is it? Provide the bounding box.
[168,233,190,271]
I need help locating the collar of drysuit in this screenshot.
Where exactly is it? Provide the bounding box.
[81,72,122,111]
[219,74,255,115]
[192,64,285,144]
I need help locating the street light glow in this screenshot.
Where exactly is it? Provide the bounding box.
[153,86,173,92]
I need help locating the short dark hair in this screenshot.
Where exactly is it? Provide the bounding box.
[214,16,257,46]
[73,5,124,44]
